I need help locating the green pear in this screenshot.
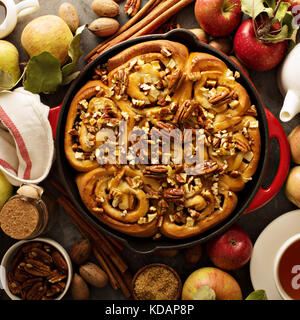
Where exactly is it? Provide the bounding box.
[0,170,13,209]
[0,40,20,83]
[21,15,73,65]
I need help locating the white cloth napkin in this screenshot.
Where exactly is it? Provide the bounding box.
[0,87,54,186]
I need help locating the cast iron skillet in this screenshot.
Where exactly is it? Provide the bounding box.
[54,29,290,254]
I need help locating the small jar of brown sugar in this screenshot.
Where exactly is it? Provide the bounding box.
[0,185,56,240]
[132,263,182,300]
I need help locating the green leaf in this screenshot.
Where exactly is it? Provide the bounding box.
[23,52,62,94]
[260,24,289,42]
[62,25,86,80]
[241,0,273,18]
[275,1,291,23]
[0,69,16,91]
[245,290,268,300]
[62,71,80,86]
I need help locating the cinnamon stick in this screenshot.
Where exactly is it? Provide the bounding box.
[106,235,126,252]
[87,0,186,61]
[93,248,119,290]
[95,248,132,299]
[56,195,128,274]
[85,0,161,61]
[129,0,194,38]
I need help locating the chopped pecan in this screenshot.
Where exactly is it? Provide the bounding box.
[192,160,219,175]
[26,282,47,300]
[52,251,68,273]
[124,0,140,17]
[24,259,51,277]
[229,170,240,178]
[144,165,168,179]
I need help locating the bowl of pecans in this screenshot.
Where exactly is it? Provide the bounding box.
[0,238,73,300]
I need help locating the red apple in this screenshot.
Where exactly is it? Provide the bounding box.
[233,19,288,71]
[182,267,242,300]
[206,225,253,271]
[194,0,242,37]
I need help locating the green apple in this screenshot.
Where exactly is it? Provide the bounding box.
[0,40,20,83]
[0,171,13,209]
[21,15,73,65]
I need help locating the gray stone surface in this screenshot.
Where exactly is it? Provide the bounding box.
[0,0,299,300]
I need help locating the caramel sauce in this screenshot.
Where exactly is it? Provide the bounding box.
[278,239,300,300]
[0,2,6,25]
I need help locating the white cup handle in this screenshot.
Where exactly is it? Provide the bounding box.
[15,0,40,17]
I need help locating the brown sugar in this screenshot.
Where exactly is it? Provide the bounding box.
[0,197,39,239]
[133,265,180,300]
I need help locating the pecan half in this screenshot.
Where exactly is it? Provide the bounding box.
[144,165,168,179]
[208,89,231,104]
[167,69,182,91]
[52,251,68,273]
[232,134,251,152]
[24,259,51,277]
[47,271,67,284]
[164,188,185,203]
[192,160,219,175]
[26,282,47,300]
[28,248,53,265]
[124,0,140,17]
[173,100,199,124]
[8,272,21,295]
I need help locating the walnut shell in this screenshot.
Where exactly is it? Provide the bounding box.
[79,262,108,288]
[70,239,91,265]
[70,273,90,300]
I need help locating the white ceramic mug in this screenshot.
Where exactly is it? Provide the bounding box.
[273,233,300,300]
[0,0,40,39]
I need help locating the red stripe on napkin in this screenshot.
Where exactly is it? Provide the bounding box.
[0,106,32,179]
[0,159,17,174]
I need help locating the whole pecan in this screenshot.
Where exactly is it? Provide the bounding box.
[143,165,168,179]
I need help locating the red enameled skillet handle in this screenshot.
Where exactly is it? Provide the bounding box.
[244,108,290,214]
[48,105,62,139]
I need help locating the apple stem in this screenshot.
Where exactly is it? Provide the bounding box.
[222,0,237,13]
[230,240,236,246]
